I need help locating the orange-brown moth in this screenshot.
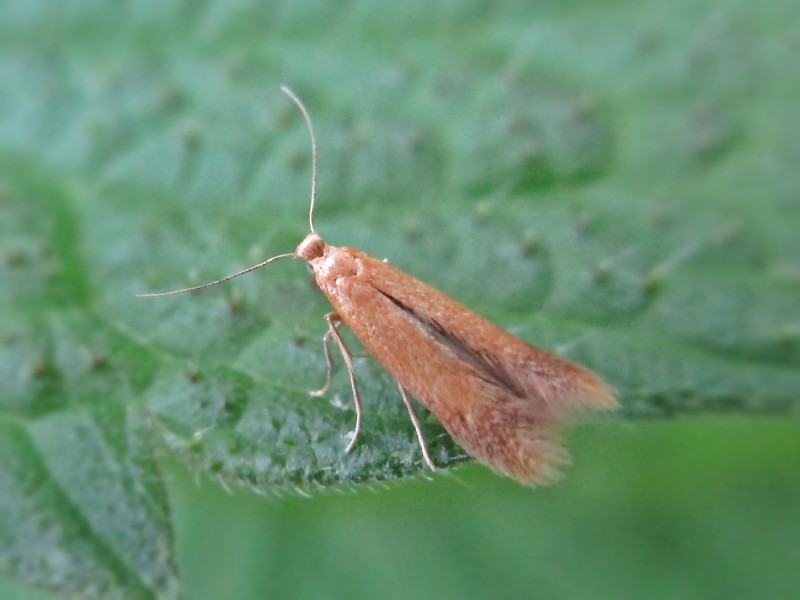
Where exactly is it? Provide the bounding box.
[141,87,618,486]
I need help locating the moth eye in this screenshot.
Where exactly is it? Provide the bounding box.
[305,262,314,273]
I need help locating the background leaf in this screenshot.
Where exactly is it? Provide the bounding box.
[0,0,797,598]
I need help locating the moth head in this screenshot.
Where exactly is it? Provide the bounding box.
[295,232,327,262]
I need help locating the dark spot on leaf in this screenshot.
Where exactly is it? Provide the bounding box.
[160,85,186,113]
[181,122,202,148]
[91,354,108,370]
[30,359,50,379]
[227,296,245,314]
[642,274,663,296]
[403,221,421,242]
[519,232,540,258]
[575,213,591,236]
[4,249,26,267]
[289,149,307,172]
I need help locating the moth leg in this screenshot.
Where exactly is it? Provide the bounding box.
[321,312,364,454]
[309,324,335,398]
[398,384,437,472]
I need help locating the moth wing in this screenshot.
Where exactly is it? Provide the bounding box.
[362,251,617,417]
[326,248,617,485]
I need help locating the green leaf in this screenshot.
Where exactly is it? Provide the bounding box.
[1,0,797,597]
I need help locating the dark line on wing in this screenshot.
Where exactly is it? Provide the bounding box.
[375,288,526,398]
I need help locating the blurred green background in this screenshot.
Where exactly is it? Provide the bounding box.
[1,0,799,598]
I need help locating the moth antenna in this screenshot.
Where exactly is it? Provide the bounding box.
[280,85,318,235]
[137,252,295,298]
[139,88,316,300]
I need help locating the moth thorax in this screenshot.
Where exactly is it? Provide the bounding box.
[295,232,327,261]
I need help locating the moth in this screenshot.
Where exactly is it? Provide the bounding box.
[142,87,618,485]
